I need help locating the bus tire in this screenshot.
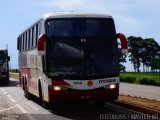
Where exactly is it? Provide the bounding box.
[22,78,25,91]
[24,79,32,100]
[38,81,49,109]
[5,76,10,85]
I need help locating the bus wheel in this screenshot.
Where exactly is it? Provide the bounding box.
[5,76,10,85]
[22,79,25,90]
[39,82,49,109]
[43,100,49,109]
[24,80,32,100]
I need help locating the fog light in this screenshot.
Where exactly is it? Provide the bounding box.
[53,86,61,91]
[110,84,116,89]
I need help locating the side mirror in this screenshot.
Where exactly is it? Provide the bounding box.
[37,34,47,55]
[117,33,128,54]
[7,56,10,61]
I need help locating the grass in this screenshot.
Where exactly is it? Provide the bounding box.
[10,69,160,86]
[120,72,160,86]
[9,69,19,73]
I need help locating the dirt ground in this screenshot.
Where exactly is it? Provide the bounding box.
[10,73,160,113]
[118,94,160,112]
[10,73,19,79]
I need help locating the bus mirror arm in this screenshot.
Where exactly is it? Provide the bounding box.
[117,33,128,54]
[37,34,47,56]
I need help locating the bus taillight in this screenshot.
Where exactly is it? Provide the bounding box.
[37,34,47,55]
[117,33,128,54]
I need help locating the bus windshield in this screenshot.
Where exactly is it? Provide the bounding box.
[46,18,119,79]
[0,51,6,64]
[46,18,115,37]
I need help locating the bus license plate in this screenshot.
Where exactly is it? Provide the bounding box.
[80,95,92,99]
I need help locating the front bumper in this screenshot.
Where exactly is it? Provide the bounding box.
[0,73,9,83]
[48,84,119,104]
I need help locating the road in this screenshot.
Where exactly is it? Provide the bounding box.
[0,78,144,120]
[120,82,160,101]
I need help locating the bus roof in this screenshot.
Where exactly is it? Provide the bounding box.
[42,12,113,20]
[0,48,5,51]
[19,12,113,35]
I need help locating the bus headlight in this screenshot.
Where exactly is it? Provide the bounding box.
[53,86,62,91]
[109,84,116,89]
[50,86,69,91]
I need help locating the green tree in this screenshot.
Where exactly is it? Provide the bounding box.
[128,36,143,72]
[119,53,127,72]
[127,36,160,72]
[142,38,160,71]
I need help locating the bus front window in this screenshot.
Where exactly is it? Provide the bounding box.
[46,18,119,79]
[0,51,6,64]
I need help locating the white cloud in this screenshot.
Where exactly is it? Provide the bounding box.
[37,0,87,9]
[36,0,160,44]
[37,0,124,13]
[114,16,140,34]
[136,0,160,11]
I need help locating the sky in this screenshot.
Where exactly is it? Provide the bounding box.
[0,0,160,71]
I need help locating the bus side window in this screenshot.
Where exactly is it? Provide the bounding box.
[23,34,25,51]
[33,26,37,48]
[26,31,29,50]
[20,35,22,51]
[29,29,32,49]
[32,27,35,48]
[21,35,23,51]
[38,22,41,36]
[35,24,39,47]
[18,35,22,51]
[25,32,28,50]
[28,30,31,50]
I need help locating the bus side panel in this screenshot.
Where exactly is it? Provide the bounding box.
[19,50,50,102]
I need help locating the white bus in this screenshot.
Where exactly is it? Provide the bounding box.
[17,12,128,108]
